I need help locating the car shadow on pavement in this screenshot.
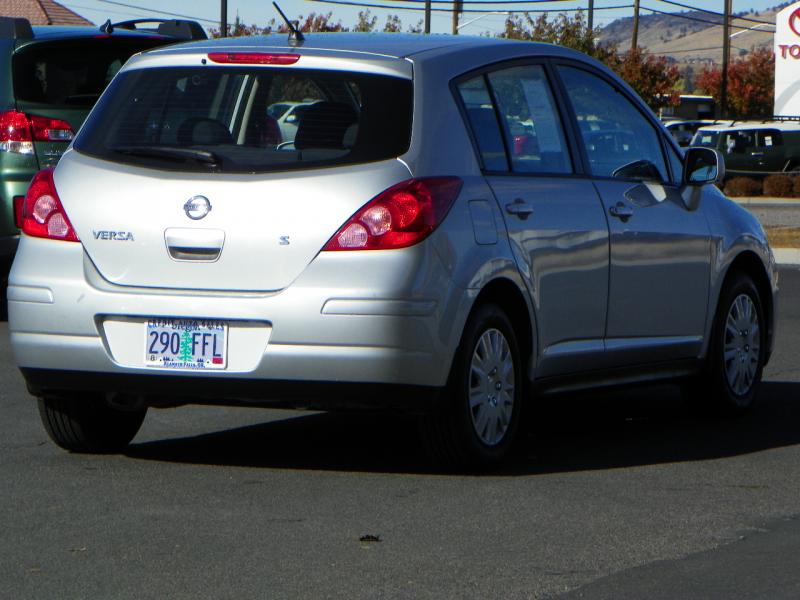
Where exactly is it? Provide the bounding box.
[124,381,800,475]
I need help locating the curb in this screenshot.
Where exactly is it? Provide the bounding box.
[774,248,800,266]
[734,197,800,206]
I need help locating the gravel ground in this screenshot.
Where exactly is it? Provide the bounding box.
[744,206,800,229]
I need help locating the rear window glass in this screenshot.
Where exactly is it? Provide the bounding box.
[74,67,413,173]
[13,39,166,107]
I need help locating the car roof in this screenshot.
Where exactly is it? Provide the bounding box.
[697,121,800,133]
[151,32,583,61]
[26,25,174,41]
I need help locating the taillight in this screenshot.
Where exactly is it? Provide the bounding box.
[0,110,74,155]
[20,169,79,242]
[208,52,300,65]
[323,177,463,251]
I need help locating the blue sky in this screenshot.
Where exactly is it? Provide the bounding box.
[60,0,787,35]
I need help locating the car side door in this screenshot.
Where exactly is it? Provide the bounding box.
[554,63,712,365]
[456,62,610,377]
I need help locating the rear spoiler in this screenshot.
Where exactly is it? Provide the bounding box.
[100,19,207,41]
[0,17,34,40]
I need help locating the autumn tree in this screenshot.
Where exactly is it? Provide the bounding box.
[501,11,679,111]
[695,47,774,118]
[605,48,680,111]
[383,14,403,33]
[209,15,277,38]
[353,10,377,32]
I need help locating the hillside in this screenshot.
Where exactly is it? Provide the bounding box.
[598,6,777,65]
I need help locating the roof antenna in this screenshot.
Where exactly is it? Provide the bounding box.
[272,2,304,47]
[99,19,114,34]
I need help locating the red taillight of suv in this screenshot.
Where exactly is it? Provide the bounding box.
[0,110,74,155]
[323,177,463,251]
[20,169,79,242]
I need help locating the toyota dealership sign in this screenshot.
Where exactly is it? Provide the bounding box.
[775,2,800,116]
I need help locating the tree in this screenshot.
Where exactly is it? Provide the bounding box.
[209,15,277,38]
[695,47,774,118]
[297,12,346,32]
[606,48,681,111]
[383,14,402,33]
[500,11,679,111]
[353,10,377,33]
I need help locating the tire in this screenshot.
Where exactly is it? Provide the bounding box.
[420,303,524,469]
[694,272,766,415]
[38,394,146,453]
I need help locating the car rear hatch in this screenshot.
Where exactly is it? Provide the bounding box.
[60,51,414,292]
[12,37,176,168]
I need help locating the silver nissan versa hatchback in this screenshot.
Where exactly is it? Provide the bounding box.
[7,33,778,468]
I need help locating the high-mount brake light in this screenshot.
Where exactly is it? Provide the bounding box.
[207,52,300,65]
[0,110,74,155]
[323,177,463,251]
[20,169,79,242]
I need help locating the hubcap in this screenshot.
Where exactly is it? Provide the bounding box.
[723,293,761,396]
[469,328,515,446]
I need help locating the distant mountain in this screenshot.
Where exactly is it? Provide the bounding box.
[598,6,776,65]
[600,10,722,46]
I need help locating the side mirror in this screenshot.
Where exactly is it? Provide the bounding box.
[684,147,724,186]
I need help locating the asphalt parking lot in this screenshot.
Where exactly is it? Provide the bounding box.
[0,267,798,600]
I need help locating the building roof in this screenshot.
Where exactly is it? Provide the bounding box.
[0,0,92,26]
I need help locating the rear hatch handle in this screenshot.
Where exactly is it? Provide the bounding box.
[165,228,225,262]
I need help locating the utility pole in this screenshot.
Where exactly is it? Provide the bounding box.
[631,0,640,51]
[588,0,594,32]
[424,0,431,33]
[720,0,732,118]
[220,0,227,37]
[452,0,463,35]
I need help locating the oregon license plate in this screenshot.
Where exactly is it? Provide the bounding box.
[145,318,227,370]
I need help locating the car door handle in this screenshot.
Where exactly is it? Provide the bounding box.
[505,199,533,219]
[609,202,634,222]
[750,152,764,157]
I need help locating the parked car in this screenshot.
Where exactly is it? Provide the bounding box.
[664,119,717,147]
[7,33,777,468]
[691,120,800,175]
[0,16,206,273]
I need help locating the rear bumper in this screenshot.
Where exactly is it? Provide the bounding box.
[20,368,444,413]
[9,236,461,393]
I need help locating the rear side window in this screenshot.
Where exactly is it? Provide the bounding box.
[457,77,508,172]
[458,65,571,175]
[487,66,571,174]
[13,39,167,107]
[74,67,413,173]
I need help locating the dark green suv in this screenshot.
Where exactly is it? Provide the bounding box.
[0,16,205,272]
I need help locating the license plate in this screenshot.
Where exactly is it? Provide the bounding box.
[145,318,227,370]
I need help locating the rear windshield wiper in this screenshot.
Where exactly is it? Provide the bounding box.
[111,145,222,167]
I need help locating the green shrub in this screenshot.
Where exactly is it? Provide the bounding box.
[724,177,762,197]
[763,174,794,197]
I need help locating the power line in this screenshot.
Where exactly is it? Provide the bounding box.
[640,5,774,32]
[61,2,153,20]
[309,0,631,9]
[655,0,774,26]
[95,0,217,24]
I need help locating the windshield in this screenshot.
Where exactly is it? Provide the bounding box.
[691,130,719,148]
[74,66,413,173]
